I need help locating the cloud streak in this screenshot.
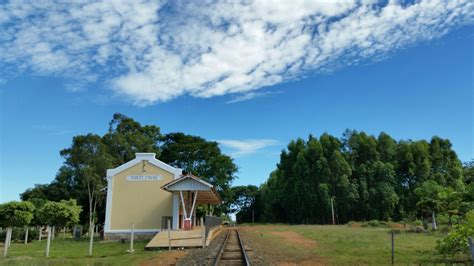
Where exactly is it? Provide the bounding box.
[226,90,281,104]
[217,139,279,157]
[0,0,473,105]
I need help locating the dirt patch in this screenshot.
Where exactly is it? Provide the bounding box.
[139,250,187,266]
[348,223,362,228]
[270,231,317,249]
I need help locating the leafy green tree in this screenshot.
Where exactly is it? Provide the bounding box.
[377,132,397,163]
[429,137,463,187]
[103,113,161,165]
[292,150,312,223]
[0,201,34,228]
[437,210,474,257]
[160,132,238,214]
[231,185,259,213]
[415,180,442,227]
[36,200,82,227]
[60,134,113,228]
[20,114,239,223]
[306,137,329,223]
[255,131,467,225]
[461,161,474,212]
[438,188,464,228]
[231,185,259,223]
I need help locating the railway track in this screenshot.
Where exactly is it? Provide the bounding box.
[213,228,251,266]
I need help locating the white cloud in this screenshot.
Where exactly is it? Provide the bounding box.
[0,0,473,105]
[226,90,281,104]
[217,139,279,157]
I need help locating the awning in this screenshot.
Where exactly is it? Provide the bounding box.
[161,174,222,205]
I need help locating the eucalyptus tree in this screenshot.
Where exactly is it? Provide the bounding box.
[60,134,113,256]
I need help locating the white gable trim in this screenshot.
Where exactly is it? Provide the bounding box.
[162,175,213,190]
[163,177,213,191]
[106,153,182,179]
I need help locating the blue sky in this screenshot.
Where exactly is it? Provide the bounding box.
[0,1,473,202]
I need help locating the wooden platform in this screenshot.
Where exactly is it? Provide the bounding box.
[145,226,205,249]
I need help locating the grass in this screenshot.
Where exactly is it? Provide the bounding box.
[0,237,184,265]
[240,224,471,265]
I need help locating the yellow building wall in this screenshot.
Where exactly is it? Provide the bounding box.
[110,162,174,230]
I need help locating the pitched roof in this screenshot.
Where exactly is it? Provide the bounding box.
[161,174,222,205]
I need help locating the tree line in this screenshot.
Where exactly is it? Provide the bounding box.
[235,130,473,226]
[16,114,473,228]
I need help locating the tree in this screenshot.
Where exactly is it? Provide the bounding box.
[103,113,161,166]
[0,201,34,228]
[160,132,238,214]
[437,210,474,257]
[60,134,113,256]
[231,185,259,223]
[36,200,82,228]
[36,200,82,257]
[21,113,239,222]
[438,188,464,228]
[413,180,441,228]
[255,130,467,225]
[0,201,34,257]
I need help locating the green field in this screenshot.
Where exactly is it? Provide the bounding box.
[0,238,185,265]
[240,224,471,265]
[2,226,472,265]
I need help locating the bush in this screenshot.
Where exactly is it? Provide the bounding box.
[361,220,389,227]
[347,221,357,227]
[437,210,474,257]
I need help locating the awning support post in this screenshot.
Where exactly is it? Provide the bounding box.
[179,191,187,220]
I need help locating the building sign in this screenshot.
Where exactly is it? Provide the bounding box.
[127,175,163,181]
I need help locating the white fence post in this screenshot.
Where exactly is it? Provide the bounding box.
[88,223,94,256]
[128,222,135,253]
[24,227,29,244]
[7,227,12,247]
[3,227,12,258]
[45,226,52,258]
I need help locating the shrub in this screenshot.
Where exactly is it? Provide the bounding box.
[361,220,389,227]
[437,210,474,257]
[347,221,357,227]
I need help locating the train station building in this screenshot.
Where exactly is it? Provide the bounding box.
[104,153,221,241]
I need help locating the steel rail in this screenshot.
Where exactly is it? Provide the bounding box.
[213,229,231,266]
[236,229,251,266]
[213,228,251,266]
